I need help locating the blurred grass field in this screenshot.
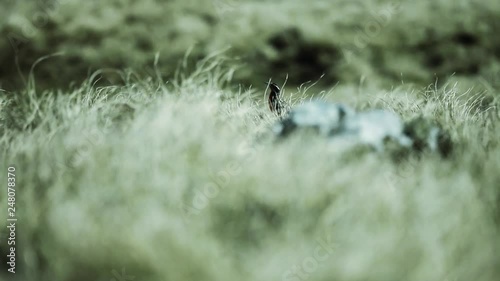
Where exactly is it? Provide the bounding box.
[1,57,499,281]
[0,0,500,281]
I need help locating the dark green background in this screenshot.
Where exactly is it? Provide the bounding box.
[1,0,499,90]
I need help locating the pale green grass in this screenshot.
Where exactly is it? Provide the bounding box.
[0,61,499,281]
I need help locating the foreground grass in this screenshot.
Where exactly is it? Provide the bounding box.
[0,67,499,281]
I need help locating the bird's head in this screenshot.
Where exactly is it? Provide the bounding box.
[264,82,281,96]
[265,81,285,116]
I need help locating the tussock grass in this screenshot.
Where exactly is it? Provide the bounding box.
[0,61,499,281]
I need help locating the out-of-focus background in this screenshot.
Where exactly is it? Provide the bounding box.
[1,0,500,90]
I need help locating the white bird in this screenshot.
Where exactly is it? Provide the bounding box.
[339,110,413,151]
[272,100,413,152]
[273,100,355,137]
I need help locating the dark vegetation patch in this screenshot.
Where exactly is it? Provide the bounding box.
[265,27,341,84]
[1,1,500,91]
